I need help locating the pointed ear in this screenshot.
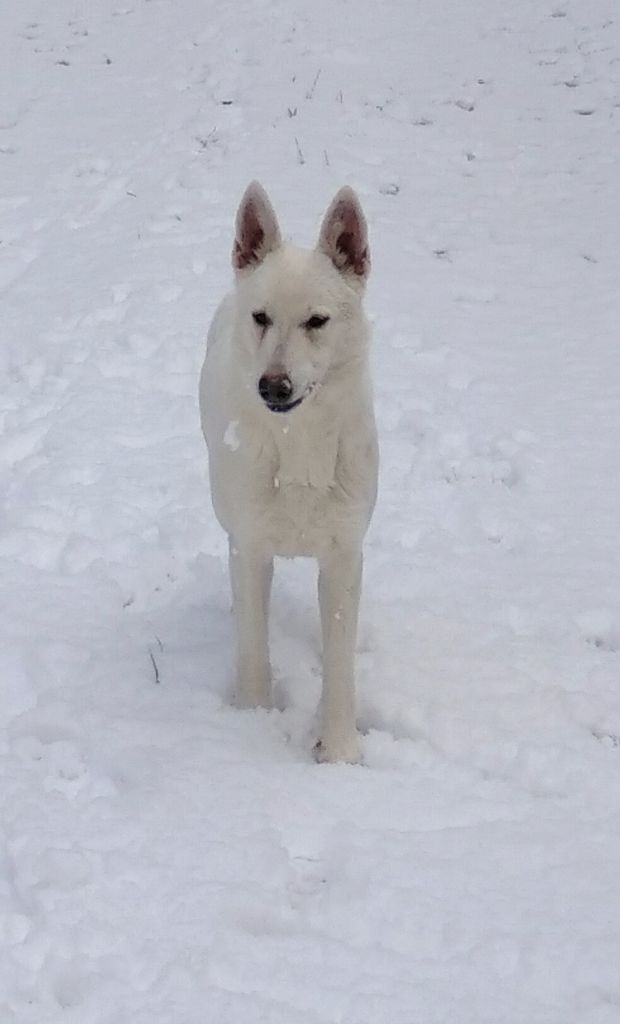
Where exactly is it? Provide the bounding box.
[317,187,370,282]
[232,181,281,272]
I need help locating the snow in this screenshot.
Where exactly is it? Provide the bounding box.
[223,421,240,452]
[1,0,620,1021]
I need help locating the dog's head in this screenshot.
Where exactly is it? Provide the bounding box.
[230,182,371,415]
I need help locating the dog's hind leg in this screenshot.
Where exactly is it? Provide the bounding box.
[229,541,273,708]
[316,548,363,763]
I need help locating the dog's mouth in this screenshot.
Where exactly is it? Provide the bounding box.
[264,394,305,414]
[262,384,314,415]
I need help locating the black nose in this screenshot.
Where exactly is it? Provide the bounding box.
[258,373,293,407]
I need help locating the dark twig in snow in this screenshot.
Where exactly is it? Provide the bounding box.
[149,650,161,684]
[306,69,321,100]
[294,136,305,165]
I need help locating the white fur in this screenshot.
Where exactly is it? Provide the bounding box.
[199,183,378,762]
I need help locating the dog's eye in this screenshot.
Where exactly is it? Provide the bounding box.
[252,310,272,328]
[304,314,330,330]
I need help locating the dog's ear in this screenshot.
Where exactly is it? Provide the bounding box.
[232,181,281,272]
[317,187,370,283]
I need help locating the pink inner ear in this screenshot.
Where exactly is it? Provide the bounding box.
[336,230,369,277]
[322,195,369,278]
[234,202,265,269]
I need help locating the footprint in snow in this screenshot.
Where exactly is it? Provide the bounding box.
[68,176,129,229]
[0,246,39,291]
[159,283,183,303]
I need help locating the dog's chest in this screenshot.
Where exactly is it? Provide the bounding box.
[260,423,340,555]
[274,422,338,490]
[214,410,373,557]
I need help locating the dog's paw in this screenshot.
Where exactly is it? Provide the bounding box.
[314,733,362,765]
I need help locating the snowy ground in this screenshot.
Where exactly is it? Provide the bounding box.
[2,0,620,1020]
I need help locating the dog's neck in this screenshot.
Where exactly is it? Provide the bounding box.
[269,399,340,490]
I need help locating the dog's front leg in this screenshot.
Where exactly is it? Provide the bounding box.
[316,548,363,763]
[229,541,273,708]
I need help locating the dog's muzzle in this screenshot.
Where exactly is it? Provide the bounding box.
[258,373,304,413]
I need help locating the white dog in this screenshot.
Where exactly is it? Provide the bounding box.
[199,182,378,762]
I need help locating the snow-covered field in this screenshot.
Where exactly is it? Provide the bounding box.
[2,0,620,1020]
